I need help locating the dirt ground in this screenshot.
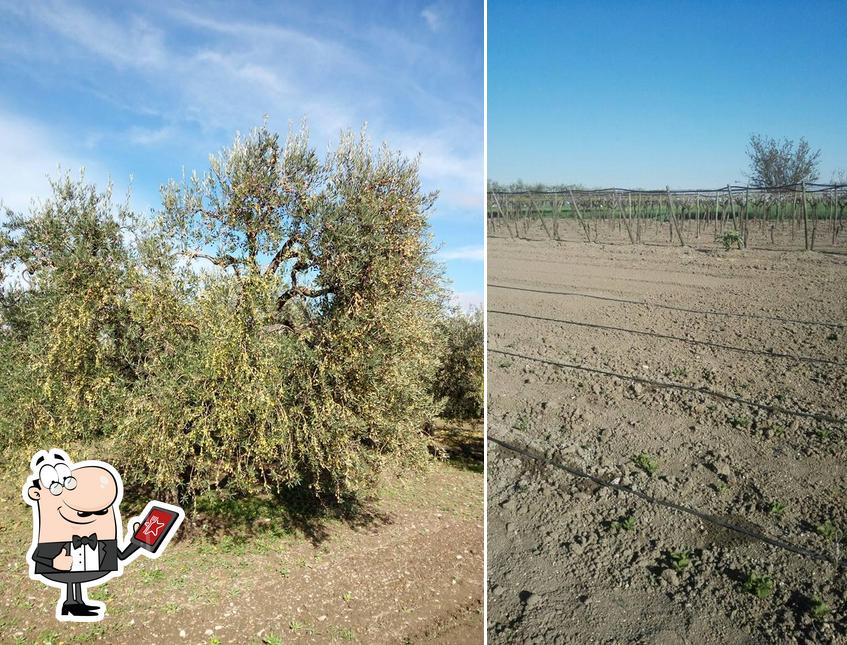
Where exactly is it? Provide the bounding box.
[487,236,847,643]
[0,424,483,644]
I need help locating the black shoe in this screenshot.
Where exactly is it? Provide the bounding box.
[61,602,99,617]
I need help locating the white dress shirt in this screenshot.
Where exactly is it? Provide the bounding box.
[69,540,100,572]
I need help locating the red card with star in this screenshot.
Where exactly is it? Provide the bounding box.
[131,506,178,552]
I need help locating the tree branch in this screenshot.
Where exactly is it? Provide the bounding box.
[264,238,297,276]
[183,250,240,269]
[276,285,332,311]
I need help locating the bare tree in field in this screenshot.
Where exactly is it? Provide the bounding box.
[746,134,821,187]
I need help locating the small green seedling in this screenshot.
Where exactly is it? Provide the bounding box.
[717,230,743,250]
[815,427,833,441]
[768,501,785,518]
[611,514,636,531]
[670,366,688,380]
[342,591,353,603]
[633,452,659,476]
[669,551,690,572]
[810,596,830,620]
[512,413,531,432]
[728,414,751,429]
[815,520,838,542]
[743,572,773,599]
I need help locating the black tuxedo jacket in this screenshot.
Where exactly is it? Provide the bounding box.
[31,539,128,575]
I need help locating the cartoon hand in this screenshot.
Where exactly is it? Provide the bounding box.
[53,548,73,571]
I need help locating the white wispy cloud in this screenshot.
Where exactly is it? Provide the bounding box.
[0,108,152,219]
[440,245,484,261]
[449,290,482,312]
[24,2,168,70]
[2,2,480,213]
[421,6,441,32]
[0,109,86,213]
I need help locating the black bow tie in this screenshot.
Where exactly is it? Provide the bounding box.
[72,533,98,549]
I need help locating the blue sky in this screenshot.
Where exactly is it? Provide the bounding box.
[0,0,483,309]
[489,0,847,189]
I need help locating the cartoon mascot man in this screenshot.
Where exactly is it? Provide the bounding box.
[22,449,184,621]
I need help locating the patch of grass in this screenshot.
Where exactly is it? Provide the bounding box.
[815,520,839,542]
[342,591,353,603]
[263,635,284,645]
[768,501,786,518]
[88,584,110,601]
[139,567,166,584]
[815,427,833,441]
[770,425,786,438]
[329,625,357,641]
[498,360,512,369]
[37,630,61,645]
[633,452,659,476]
[164,600,180,614]
[669,550,690,572]
[728,414,751,429]
[810,595,830,620]
[209,637,221,645]
[743,572,774,599]
[670,366,688,380]
[75,623,107,641]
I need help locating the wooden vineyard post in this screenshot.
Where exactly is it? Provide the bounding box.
[634,193,641,243]
[791,192,798,241]
[666,187,686,246]
[527,194,552,239]
[551,198,560,241]
[769,199,775,245]
[616,192,635,244]
[833,187,839,246]
[742,186,749,248]
[491,192,514,239]
[486,194,492,236]
[811,197,818,251]
[726,185,740,233]
[567,188,592,243]
[695,192,701,237]
[801,182,809,250]
[714,192,719,235]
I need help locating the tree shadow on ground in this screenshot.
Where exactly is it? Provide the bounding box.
[428,419,483,473]
[122,483,393,549]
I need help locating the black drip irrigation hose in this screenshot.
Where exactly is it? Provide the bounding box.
[488,433,846,568]
[488,283,846,329]
[489,348,847,426]
[488,309,847,368]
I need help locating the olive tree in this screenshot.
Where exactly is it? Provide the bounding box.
[432,307,483,420]
[118,125,447,504]
[0,175,138,445]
